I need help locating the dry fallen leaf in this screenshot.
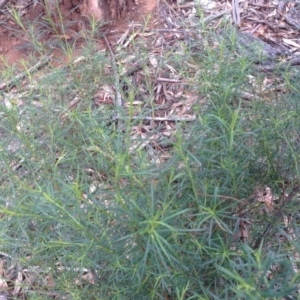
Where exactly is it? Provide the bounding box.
[282,38,300,48]
[94,85,115,105]
[82,271,95,285]
[149,55,158,67]
[256,186,274,213]
[13,270,23,296]
[0,259,8,292]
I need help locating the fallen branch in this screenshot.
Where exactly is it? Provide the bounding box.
[252,185,300,250]
[203,10,231,24]
[157,77,188,84]
[256,56,300,72]
[0,54,53,91]
[103,35,123,109]
[115,115,196,122]
[232,0,241,26]
[116,22,141,48]
[0,0,8,10]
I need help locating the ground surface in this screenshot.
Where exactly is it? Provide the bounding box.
[0,0,157,68]
[1,0,300,70]
[1,1,300,299]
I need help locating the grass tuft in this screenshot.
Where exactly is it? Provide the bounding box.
[0,3,300,299]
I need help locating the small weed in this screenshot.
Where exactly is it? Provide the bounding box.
[0,3,300,299]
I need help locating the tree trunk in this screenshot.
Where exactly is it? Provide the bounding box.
[83,0,135,20]
[44,0,135,23]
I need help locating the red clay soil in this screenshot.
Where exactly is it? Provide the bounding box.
[0,0,157,69]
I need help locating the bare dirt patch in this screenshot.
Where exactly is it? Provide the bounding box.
[0,0,157,69]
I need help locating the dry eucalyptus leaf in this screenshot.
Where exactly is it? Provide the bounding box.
[149,56,158,67]
[82,272,95,285]
[0,259,7,291]
[0,277,8,290]
[13,270,23,296]
[0,292,7,300]
[282,38,300,48]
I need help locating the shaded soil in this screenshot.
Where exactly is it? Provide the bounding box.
[0,0,157,69]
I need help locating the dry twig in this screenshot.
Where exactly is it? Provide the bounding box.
[252,185,300,250]
[0,54,53,91]
[103,35,123,109]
